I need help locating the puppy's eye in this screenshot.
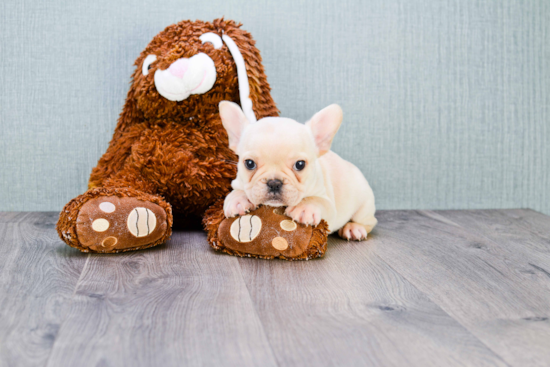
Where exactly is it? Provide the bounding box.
[244,159,256,170]
[142,54,157,76]
[294,160,306,171]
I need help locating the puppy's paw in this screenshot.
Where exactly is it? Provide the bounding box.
[224,191,256,218]
[338,222,368,241]
[285,202,322,226]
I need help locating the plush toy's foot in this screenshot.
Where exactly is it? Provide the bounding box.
[338,222,368,241]
[57,187,173,253]
[75,196,169,252]
[204,199,330,261]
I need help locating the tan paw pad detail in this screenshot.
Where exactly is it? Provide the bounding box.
[101,236,118,248]
[99,202,116,213]
[272,237,289,251]
[92,218,109,232]
[127,207,157,238]
[230,215,262,243]
[280,219,297,231]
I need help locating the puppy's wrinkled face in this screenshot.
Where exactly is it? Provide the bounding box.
[220,101,343,207]
[237,118,317,207]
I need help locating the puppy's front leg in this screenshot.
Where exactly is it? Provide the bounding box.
[224,190,256,218]
[285,197,327,226]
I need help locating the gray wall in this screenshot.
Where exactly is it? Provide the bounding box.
[1,0,549,214]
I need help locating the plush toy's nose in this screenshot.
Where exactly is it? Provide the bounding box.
[168,58,190,78]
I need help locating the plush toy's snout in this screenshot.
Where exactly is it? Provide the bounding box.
[168,59,190,78]
[153,53,217,102]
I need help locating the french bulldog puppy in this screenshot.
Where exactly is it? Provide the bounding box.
[219,101,377,240]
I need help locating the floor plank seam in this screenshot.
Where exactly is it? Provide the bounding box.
[418,210,464,228]
[374,252,514,367]
[235,259,281,367]
[43,252,91,367]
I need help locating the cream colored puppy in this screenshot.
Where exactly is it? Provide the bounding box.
[219,101,377,240]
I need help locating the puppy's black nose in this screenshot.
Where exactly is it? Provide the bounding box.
[267,179,283,193]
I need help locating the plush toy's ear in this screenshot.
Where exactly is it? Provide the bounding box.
[219,19,279,120]
[219,101,249,152]
[306,104,343,156]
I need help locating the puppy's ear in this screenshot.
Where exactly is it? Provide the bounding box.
[306,104,343,156]
[219,101,249,152]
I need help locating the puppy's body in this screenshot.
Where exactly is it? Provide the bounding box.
[220,103,377,240]
[317,151,377,234]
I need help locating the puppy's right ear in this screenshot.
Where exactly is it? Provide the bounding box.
[306,104,343,156]
[219,101,249,152]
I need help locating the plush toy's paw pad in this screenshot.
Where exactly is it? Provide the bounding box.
[230,214,263,242]
[338,222,368,241]
[75,196,168,252]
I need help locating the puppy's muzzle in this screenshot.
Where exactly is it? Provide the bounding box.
[267,179,283,194]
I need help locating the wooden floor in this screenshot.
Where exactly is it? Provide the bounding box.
[1,209,550,367]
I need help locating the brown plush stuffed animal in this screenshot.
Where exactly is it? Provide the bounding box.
[57,19,278,253]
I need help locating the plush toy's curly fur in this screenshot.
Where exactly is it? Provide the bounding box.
[57,19,278,252]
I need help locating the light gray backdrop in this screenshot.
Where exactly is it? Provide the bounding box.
[1,0,549,214]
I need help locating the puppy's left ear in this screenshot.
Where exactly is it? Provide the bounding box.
[219,101,249,152]
[306,104,343,156]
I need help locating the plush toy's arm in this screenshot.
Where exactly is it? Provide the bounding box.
[95,113,238,215]
[88,96,146,188]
